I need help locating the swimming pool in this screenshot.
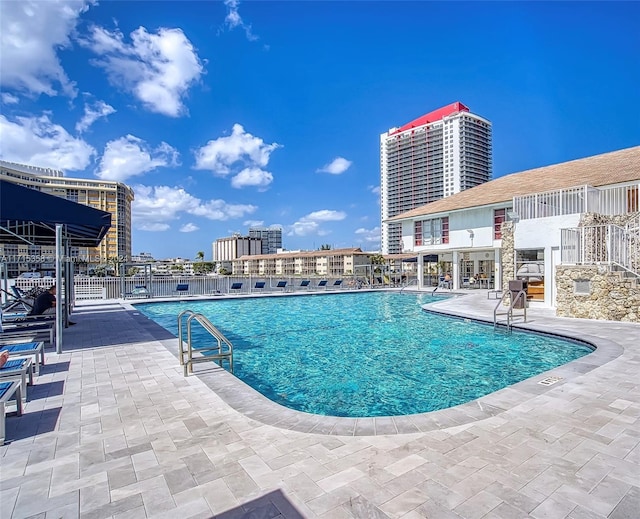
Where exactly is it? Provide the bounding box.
[136,292,593,417]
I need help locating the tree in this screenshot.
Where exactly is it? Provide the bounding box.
[319,244,332,250]
[195,251,205,262]
[370,253,386,274]
[193,261,215,275]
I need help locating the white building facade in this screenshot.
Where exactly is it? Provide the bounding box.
[391,146,640,309]
[380,102,492,254]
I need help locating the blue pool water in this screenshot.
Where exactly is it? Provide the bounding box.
[135,292,593,417]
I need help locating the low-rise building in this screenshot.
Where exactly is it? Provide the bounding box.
[390,146,640,320]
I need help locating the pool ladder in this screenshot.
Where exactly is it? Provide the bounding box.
[493,290,527,331]
[177,309,234,376]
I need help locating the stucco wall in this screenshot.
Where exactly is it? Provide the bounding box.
[556,265,640,322]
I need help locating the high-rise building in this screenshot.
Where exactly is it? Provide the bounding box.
[0,160,134,276]
[380,102,492,254]
[213,234,263,273]
[248,226,283,255]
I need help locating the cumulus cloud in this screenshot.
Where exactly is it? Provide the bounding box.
[1,93,20,105]
[0,114,94,170]
[194,124,280,189]
[231,167,273,190]
[132,184,257,231]
[224,0,259,41]
[76,99,116,133]
[180,223,199,233]
[80,25,204,117]
[355,226,381,244]
[288,210,347,237]
[96,136,179,181]
[317,157,352,175]
[243,220,264,227]
[0,0,88,98]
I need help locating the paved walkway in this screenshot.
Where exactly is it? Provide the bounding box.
[1,291,638,518]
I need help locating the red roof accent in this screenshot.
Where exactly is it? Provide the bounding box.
[390,102,470,135]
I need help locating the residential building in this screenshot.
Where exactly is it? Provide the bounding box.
[380,102,492,254]
[213,234,263,273]
[390,146,640,320]
[248,226,282,255]
[0,160,134,277]
[232,248,373,277]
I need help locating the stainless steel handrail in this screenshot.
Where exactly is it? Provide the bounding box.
[493,289,527,330]
[177,309,234,376]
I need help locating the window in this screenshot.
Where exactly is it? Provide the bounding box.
[414,217,449,246]
[494,208,506,239]
[627,186,639,212]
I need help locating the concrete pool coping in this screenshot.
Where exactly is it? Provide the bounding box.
[125,290,625,437]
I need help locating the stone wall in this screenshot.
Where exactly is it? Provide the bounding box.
[500,221,515,295]
[556,265,640,322]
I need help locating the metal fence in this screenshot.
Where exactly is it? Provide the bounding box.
[561,220,639,276]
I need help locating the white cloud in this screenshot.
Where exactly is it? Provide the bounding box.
[96,135,179,181]
[76,99,116,133]
[231,167,273,190]
[288,210,347,237]
[180,223,199,233]
[317,157,352,175]
[355,226,381,244]
[370,185,381,195]
[243,220,264,227]
[194,124,280,174]
[132,184,257,231]
[1,93,20,105]
[0,0,89,98]
[0,114,94,170]
[224,0,259,41]
[194,124,280,189]
[80,25,204,117]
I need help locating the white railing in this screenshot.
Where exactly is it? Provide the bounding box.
[514,183,639,220]
[561,218,640,277]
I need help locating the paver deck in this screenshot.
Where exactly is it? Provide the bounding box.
[1,290,638,518]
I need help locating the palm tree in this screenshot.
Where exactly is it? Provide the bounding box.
[195,251,205,262]
[319,244,332,250]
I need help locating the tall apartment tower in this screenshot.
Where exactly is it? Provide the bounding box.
[248,226,283,255]
[0,160,134,276]
[380,102,492,254]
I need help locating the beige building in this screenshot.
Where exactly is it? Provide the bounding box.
[232,248,375,277]
[0,161,134,276]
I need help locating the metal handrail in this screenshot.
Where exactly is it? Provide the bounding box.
[177,309,234,376]
[493,289,527,330]
[400,278,418,293]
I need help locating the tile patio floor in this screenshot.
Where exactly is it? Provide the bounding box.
[1,290,638,518]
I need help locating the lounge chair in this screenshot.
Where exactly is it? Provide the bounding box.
[124,286,152,299]
[298,280,311,290]
[0,380,23,445]
[331,279,343,289]
[317,280,328,289]
[1,288,33,313]
[230,282,243,294]
[176,283,189,296]
[2,321,55,344]
[4,341,45,376]
[0,357,33,402]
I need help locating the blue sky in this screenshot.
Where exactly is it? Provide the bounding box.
[1,1,638,261]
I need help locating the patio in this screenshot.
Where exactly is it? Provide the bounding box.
[1,292,639,518]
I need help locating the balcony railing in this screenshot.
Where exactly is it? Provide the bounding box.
[561,216,640,277]
[514,183,640,220]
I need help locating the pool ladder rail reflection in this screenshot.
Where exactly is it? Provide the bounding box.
[177,310,234,377]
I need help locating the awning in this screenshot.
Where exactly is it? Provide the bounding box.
[0,180,111,247]
[402,254,438,263]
